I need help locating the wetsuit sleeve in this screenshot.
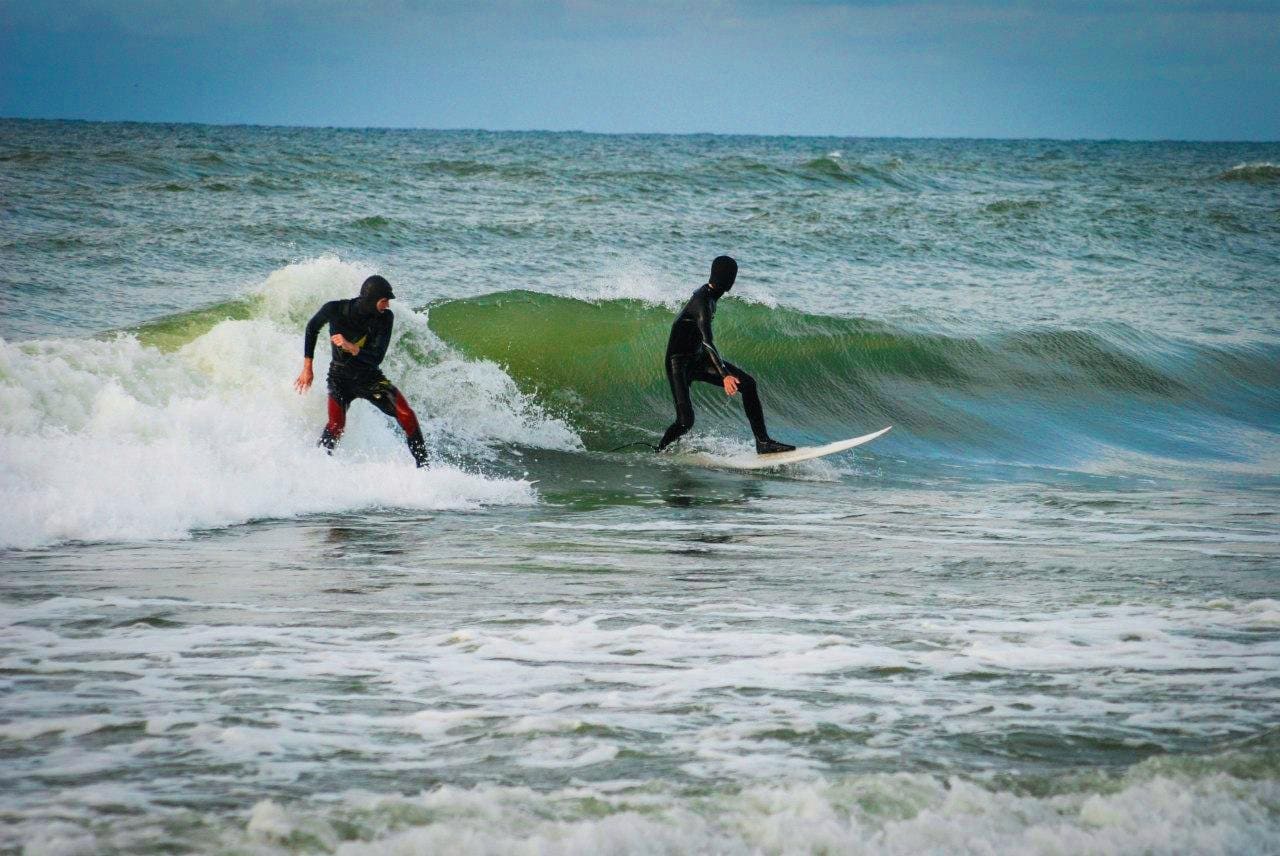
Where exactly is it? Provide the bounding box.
[352,310,393,368]
[304,301,339,359]
[694,300,728,377]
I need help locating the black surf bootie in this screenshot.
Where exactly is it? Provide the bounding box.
[407,431,430,469]
[756,438,796,455]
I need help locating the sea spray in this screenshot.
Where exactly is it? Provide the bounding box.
[0,258,582,548]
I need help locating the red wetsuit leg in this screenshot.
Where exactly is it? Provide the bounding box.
[391,389,420,435]
[392,389,429,468]
[327,395,348,437]
[319,395,348,451]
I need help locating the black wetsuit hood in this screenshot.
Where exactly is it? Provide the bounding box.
[357,275,395,314]
[709,256,737,292]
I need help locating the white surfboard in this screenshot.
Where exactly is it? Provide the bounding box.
[678,426,892,470]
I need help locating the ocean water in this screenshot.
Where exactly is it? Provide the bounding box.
[1,119,1278,854]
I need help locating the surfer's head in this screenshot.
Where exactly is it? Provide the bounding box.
[358,275,395,313]
[709,256,737,292]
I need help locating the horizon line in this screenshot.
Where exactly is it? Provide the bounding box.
[2,115,1277,146]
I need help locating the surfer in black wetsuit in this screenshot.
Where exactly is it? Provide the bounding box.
[657,256,795,455]
[293,275,429,467]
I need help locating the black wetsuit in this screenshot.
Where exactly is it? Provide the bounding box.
[657,284,769,451]
[303,299,428,467]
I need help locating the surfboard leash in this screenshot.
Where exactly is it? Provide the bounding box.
[605,440,660,453]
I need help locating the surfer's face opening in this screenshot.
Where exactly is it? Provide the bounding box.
[376,298,391,313]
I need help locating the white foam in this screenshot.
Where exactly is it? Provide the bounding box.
[221,764,1280,856]
[0,715,132,741]
[4,587,1278,854]
[0,256,584,548]
[18,823,97,856]
[1207,598,1280,629]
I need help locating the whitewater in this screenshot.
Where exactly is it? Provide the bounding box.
[1,119,1277,854]
[0,256,577,548]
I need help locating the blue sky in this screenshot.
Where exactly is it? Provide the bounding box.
[2,0,1277,139]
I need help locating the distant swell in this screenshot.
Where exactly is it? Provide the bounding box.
[795,156,910,187]
[1217,162,1280,182]
[349,215,400,231]
[416,159,548,180]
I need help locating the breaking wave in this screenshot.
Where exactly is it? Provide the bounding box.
[0,258,576,549]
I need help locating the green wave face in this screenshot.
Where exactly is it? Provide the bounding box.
[129,297,261,351]
[112,286,1278,468]
[428,291,676,445]
[427,291,1279,461]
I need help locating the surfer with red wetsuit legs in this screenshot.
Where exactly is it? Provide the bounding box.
[656,256,795,455]
[294,275,429,468]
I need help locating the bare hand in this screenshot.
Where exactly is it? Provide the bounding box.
[294,362,314,394]
[331,333,360,355]
[723,375,740,396]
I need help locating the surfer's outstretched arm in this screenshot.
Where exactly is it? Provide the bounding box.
[294,360,314,393]
[303,301,340,361]
[297,301,341,393]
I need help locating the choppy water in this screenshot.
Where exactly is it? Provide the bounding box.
[1,119,1278,854]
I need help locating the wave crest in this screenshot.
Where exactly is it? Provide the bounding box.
[426,290,1279,465]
